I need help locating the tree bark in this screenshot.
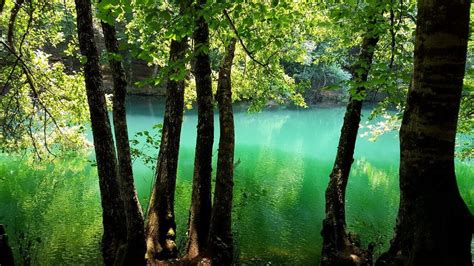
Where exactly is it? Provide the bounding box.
[207,38,237,265]
[376,1,472,265]
[74,0,127,264]
[185,0,214,260]
[100,17,146,265]
[0,225,14,266]
[145,37,188,261]
[321,19,380,266]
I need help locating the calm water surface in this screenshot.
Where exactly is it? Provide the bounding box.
[1,96,472,264]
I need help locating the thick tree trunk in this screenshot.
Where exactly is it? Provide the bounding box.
[207,38,237,265]
[145,36,188,261]
[74,0,127,264]
[100,18,146,265]
[0,225,14,266]
[185,0,214,260]
[321,21,380,266]
[376,1,472,265]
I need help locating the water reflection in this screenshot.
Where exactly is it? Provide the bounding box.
[0,156,102,265]
[0,96,472,264]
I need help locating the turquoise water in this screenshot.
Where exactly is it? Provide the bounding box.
[0,96,472,264]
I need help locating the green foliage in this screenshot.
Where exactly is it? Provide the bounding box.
[458,13,474,161]
[316,0,414,144]
[1,0,469,160]
[0,0,89,159]
[282,43,352,103]
[360,3,473,162]
[1,1,473,264]
[114,0,318,110]
[130,123,162,170]
[457,93,474,161]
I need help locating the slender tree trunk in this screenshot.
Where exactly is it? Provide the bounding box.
[321,19,380,266]
[100,18,146,265]
[74,0,127,264]
[145,37,188,261]
[376,1,472,265]
[207,38,237,265]
[144,2,190,262]
[185,0,214,260]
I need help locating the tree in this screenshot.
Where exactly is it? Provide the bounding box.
[377,1,472,265]
[74,0,127,264]
[100,11,146,265]
[1,0,89,159]
[185,0,214,260]
[321,8,383,266]
[145,1,190,261]
[0,224,14,266]
[207,38,237,264]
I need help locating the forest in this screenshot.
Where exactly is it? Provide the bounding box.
[0,0,473,265]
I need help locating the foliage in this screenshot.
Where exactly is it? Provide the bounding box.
[98,0,317,111]
[1,0,470,159]
[361,3,473,160]
[457,89,474,161]
[456,11,474,161]
[0,1,473,264]
[130,123,162,170]
[0,0,89,159]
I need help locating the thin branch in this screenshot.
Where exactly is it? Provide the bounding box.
[1,41,38,96]
[27,114,42,160]
[1,41,64,136]
[223,9,268,68]
[7,0,26,49]
[43,110,55,157]
[389,0,396,69]
[18,0,35,57]
[2,0,30,96]
[1,57,20,96]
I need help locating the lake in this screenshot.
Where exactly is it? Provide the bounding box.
[1,96,472,264]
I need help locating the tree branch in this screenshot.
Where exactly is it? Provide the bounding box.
[389,0,396,69]
[7,0,26,51]
[1,41,65,139]
[223,9,268,68]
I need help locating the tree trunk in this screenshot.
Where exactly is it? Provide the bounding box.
[144,2,191,261]
[321,19,380,266]
[185,0,214,260]
[100,18,146,265]
[0,225,14,266]
[74,0,127,264]
[207,38,237,265]
[145,36,188,261]
[376,1,472,265]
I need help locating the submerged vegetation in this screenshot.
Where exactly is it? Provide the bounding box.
[1,0,473,265]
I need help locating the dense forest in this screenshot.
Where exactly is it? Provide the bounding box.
[0,0,473,265]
